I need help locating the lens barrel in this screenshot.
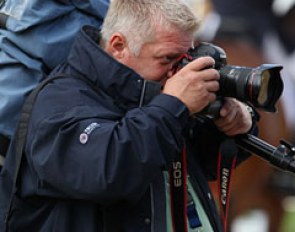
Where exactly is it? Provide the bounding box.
[219,64,283,112]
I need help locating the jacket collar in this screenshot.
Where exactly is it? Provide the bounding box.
[67,25,161,110]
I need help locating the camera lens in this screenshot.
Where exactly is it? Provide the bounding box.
[219,64,283,112]
[257,70,270,106]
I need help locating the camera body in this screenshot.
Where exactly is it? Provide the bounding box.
[175,42,284,117]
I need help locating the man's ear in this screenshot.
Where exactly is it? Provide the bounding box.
[106,32,128,59]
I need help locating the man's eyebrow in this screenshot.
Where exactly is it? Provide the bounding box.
[155,50,185,58]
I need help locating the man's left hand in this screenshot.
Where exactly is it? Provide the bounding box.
[214,98,253,136]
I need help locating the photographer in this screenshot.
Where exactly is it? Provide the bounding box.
[0,0,255,231]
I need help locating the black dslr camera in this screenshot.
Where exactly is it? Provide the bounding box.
[175,43,295,174]
[175,42,284,118]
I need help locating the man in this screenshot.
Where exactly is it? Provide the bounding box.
[0,0,109,169]
[0,0,255,231]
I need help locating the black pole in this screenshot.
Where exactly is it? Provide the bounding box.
[235,134,295,174]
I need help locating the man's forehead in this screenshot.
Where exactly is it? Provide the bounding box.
[153,29,194,52]
[154,40,193,55]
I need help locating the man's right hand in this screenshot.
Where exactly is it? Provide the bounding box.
[163,56,220,115]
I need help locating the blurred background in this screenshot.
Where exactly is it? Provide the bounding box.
[186,0,295,231]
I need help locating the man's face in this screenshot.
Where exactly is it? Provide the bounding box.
[108,28,194,85]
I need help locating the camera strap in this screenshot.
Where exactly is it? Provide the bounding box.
[169,146,188,232]
[171,53,192,75]
[217,138,238,232]
[169,145,203,232]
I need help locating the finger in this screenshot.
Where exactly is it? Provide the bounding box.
[219,98,237,117]
[186,56,216,71]
[208,92,217,104]
[215,108,237,127]
[224,122,248,136]
[205,79,220,93]
[218,112,250,136]
[200,68,220,82]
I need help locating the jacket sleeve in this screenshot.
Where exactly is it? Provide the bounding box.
[24,93,190,205]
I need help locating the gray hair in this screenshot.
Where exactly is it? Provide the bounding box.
[101,0,200,55]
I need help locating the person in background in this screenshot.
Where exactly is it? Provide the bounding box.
[0,0,257,231]
[199,0,295,231]
[0,0,109,170]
